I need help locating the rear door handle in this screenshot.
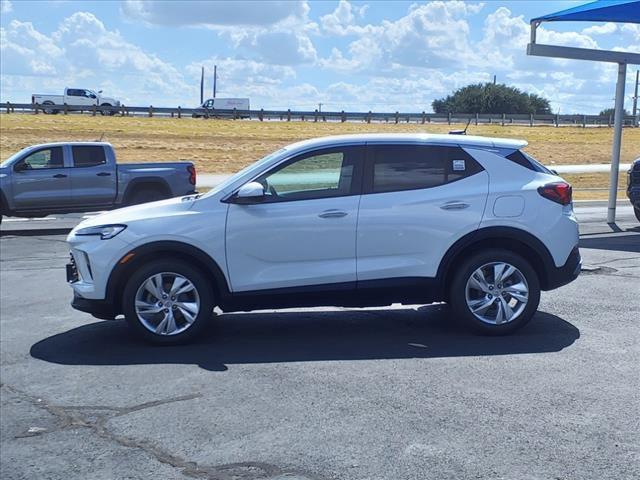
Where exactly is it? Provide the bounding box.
[52,173,67,178]
[440,201,470,210]
[96,172,111,176]
[318,209,348,219]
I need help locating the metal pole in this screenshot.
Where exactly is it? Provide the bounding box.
[607,62,627,224]
[213,65,217,98]
[200,66,204,104]
[633,69,638,127]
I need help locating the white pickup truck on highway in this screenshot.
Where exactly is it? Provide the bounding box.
[32,88,121,115]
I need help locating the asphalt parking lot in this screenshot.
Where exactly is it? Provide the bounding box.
[1,204,639,480]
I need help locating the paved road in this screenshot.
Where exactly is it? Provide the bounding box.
[1,212,639,479]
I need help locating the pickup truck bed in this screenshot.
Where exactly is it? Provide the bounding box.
[1,142,196,220]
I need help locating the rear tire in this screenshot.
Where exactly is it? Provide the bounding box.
[449,249,540,335]
[42,101,57,115]
[127,188,167,206]
[122,260,214,345]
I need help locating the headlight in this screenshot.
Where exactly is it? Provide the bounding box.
[75,224,126,240]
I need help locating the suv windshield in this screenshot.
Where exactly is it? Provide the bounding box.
[201,148,288,197]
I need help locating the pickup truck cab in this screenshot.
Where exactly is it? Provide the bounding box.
[0,142,196,221]
[32,88,121,115]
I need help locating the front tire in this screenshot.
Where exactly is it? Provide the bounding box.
[100,103,114,116]
[449,249,540,335]
[122,260,214,345]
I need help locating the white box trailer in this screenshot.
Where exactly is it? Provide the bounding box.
[201,98,249,110]
[193,98,251,118]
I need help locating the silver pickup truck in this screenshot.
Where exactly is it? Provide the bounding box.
[0,142,196,221]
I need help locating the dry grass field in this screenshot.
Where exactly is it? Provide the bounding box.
[1,114,638,199]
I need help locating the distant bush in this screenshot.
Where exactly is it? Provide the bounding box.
[599,107,630,117]
[432,83,551,115]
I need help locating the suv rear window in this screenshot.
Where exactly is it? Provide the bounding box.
[72,146,106,167]
[369,145,483,193]
[506,150,553,174]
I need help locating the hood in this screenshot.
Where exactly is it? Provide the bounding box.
[72,195,196,231]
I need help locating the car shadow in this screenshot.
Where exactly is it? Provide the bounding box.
[30,305,580,372]
[579,230,640,253]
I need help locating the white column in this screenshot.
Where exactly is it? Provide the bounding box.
[607,62,627,224]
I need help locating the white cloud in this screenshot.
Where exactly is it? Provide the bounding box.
[0,0,12,14]
[0,12,192,105]
[121,0,308,27]
[320,0,371,36]
[582,23,617,35]
[235,30,317,65]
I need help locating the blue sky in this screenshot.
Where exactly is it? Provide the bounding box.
[1,0,639,113]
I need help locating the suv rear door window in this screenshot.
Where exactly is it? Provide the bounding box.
[72,146,106,168]
[367,144,484,194]
[371,145,446,193]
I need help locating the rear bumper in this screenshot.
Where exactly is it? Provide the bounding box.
[71,293,117,320]
[544,246,581,290]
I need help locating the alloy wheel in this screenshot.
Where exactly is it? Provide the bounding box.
[134,272,200,336]
[464,262,529,325]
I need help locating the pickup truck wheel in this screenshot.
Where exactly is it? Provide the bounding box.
[100,103,114,116]
[122,260,214,345]
[42,101,57,115]
[127,188,167,205]
[449,249,540,335]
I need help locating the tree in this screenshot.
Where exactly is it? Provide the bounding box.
[599,107,629,117]
[432,83,551,114]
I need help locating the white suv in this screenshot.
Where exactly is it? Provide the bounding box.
[66,134,581,344]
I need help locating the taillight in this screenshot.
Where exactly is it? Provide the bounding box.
[187,165,196,185]
[537,181,572,205]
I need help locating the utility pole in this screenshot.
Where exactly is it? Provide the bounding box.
[200,66,204,104]
[493,74,496,84]
[318,103,323,112]
[213,65,217,99]
[633,69,639,127]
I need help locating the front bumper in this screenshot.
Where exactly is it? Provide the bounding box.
[545,246,581,290]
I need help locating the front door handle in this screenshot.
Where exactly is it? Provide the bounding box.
[52,173,67,178]
[318,209,348,219]
[96,172,111,176]
[440,201,470,210]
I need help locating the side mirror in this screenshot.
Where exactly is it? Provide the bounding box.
[235,182,265,202]
[14,162,27,172]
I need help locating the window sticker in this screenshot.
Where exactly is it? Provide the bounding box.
[452,159,466,171]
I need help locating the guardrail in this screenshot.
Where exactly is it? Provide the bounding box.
[1,102,638,127]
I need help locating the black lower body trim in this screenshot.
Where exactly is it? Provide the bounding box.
[544,247,581,291]
[220,277,441,312]
[71,293,117,320]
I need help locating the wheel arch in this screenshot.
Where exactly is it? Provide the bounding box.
[437,226,556,295]
[122,178,172,204]
[0,189,9,214]
[106,240,230,315]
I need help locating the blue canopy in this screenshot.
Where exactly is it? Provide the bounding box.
[532,0,640,24]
